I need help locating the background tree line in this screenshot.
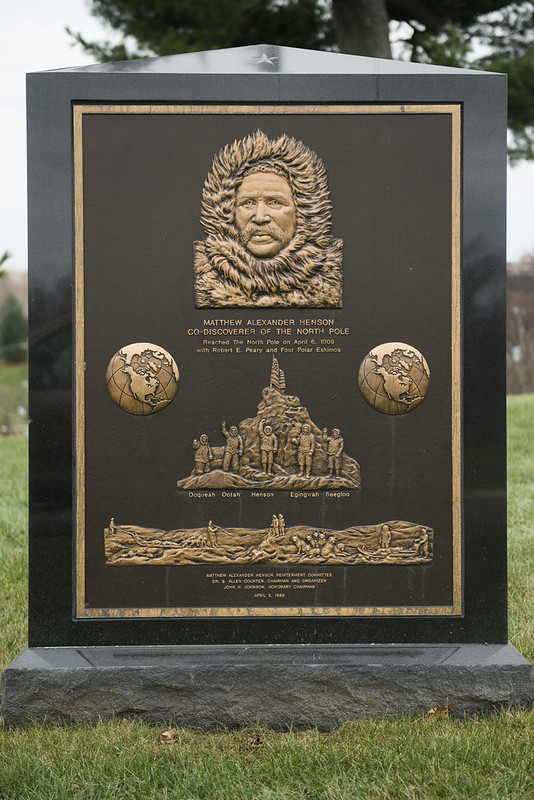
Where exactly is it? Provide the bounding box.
[0,252,27,364]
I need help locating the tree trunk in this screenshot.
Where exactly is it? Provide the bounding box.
[332,0,392,58]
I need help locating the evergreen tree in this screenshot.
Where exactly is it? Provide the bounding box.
[0,294,27,364]
[0,250,11,280]
[70,0,534,161]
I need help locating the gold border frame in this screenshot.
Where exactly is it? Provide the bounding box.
[74,103,462,619]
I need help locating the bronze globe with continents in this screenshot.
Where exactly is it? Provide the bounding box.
[106,343,179,415]
[358,342,430,415]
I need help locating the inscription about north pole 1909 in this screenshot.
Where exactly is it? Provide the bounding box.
[187,318,349,354]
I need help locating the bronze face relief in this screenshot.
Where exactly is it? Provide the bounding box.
[194,130,343,308]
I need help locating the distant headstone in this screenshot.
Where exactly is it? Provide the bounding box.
[1,45,532,725]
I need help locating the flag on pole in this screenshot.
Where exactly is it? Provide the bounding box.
[270,357,286,392]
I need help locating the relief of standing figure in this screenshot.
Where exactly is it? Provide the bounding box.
[192,433,213,474]
[322,427,344,477]
[258,418,278,475]
[221,422,244,473]
[378,524,392,551]
[414,528,429,558]
[291,423,316,478]
[207,520,220,547]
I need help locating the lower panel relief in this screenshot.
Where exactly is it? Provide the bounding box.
[105,517,433,566]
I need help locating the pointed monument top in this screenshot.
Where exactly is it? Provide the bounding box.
[44,43,487,76]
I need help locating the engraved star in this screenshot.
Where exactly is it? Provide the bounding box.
[255,52,278,65]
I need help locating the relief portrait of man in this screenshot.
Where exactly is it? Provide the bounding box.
[193,130,343,308]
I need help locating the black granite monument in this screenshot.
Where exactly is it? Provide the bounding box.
[1,45,532,725]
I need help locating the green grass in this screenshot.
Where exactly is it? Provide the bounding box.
[0,436,27,669]
[507,394,534,663]
[0,397,532,800]
[0,361,28,431]
[0,714,532,800]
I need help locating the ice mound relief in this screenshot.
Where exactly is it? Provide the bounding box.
[176,358,361,491]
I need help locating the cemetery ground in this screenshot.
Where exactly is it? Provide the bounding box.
[0,398,532,799]
[0,362,27,435]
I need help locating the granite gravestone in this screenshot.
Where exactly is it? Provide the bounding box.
[1,45,532,726]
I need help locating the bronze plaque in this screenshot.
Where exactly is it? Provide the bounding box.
[74,104,461,619]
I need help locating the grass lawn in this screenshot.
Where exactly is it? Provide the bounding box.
[0,361,27,433]
[0,396,532,799]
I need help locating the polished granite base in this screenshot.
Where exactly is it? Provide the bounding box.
[1,643,532,727]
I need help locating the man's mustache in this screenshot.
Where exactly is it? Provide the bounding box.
[239,223,284,245]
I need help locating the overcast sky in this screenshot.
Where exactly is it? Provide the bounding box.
[1,0,533,270]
